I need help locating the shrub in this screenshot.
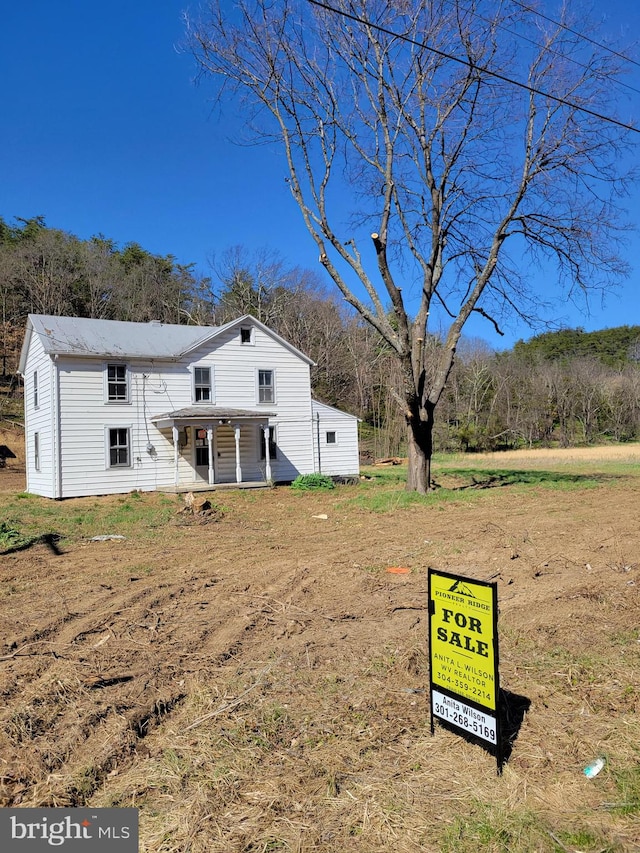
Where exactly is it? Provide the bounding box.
[290,474,335,491]
[0,521,36,552]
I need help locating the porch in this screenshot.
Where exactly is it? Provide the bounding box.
[151,406,276,489]
[160,479,271,494]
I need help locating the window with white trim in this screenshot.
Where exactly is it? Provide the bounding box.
[260,427,278,460]
[108,427,130,467]
[193,366,212,402]
[107,363,129,402]
[34,432,40,471]
[33,370,38,408]
[240,327,253,344]
[258,369,274,404]
[326,430,337,444]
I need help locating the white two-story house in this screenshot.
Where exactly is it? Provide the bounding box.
[19,314,359,498]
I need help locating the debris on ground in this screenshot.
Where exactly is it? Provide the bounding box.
[90,535,126,542]
[178,491,224,522]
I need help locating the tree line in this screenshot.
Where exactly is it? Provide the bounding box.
[436,337,640,454]
[1,216,638,454]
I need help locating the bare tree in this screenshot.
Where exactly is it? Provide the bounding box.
[9,228,85,317]
[81,236,118,319]
[186,0,634,491]
[211,245,291,324]
[213,246,373,409]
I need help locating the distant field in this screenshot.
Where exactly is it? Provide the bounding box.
[451,443,640,465]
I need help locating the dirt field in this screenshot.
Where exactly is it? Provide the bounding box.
[1,436,639,852]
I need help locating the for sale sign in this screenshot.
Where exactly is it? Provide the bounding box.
[428,569,501,765]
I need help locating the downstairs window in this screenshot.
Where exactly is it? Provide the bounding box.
[108,427,130,467]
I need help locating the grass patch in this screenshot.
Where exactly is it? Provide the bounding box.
[441,803,623,853]
[343,488,439,512]
[608,764,640,814]
[348,458,617,512]
[0,491,180,545]
[552,826,624,853]
[441,804,548,852]
[438,467,603,490]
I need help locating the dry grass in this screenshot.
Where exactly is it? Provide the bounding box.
[449,443,640,467]
[1,444,639,851]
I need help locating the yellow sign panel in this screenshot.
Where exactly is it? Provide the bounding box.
[429,571,497,711]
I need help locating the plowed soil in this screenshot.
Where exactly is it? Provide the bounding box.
[1,441,639,852]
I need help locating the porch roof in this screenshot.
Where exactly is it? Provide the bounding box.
[151,407,275,429]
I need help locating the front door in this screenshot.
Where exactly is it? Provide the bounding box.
[214,424,236,483]
[194,428,210,482]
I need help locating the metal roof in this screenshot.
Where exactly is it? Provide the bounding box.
[151,407,275,422]
[25,315,216,359]
[20,314,315,369]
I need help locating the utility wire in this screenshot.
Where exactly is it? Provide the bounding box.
[439,0,640,99]
[510,0,640,69]
[306,0,640,134]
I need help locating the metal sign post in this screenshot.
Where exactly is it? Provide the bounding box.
[428,568,502,772]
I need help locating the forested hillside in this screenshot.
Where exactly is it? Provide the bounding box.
[514,326,640,367]
[1,216,639,455]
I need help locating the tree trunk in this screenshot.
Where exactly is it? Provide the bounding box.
[405,400,435,494]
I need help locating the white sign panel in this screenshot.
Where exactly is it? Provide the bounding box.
[431,688,497,745]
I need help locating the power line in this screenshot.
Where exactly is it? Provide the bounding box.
[439,0,640,100]
[306,0,640,134]
[510,0,640,70]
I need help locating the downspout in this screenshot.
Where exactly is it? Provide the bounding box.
[316,410,322,475]
[52,355,62,499]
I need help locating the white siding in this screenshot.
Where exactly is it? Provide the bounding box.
[56,358,187,497]
[183,325,315,482]
[312,400,360,477]
[51,324,317,496]
[22,317,362,497]
[22,333,57,497]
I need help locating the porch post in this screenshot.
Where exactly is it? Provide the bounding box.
[234,424,242,483]
[207,426,214,486]
[171,425,179,487]
[263,425,272,483]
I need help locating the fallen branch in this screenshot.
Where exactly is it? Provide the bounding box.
[184,659,282,731]
[0,641,64,662]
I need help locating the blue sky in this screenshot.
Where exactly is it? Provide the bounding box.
[1,0,639,349]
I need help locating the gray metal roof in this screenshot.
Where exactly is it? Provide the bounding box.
[20,313,315,368]
[152,407,275,422]
[25,314,216,359]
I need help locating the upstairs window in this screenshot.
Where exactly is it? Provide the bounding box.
[240,327,252,344]
[107,363,128,402]
[108,428,130,467]
[258,369,274,404]
[33,371,38,408]
[194,367,212,402]
[326,431,337,444]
